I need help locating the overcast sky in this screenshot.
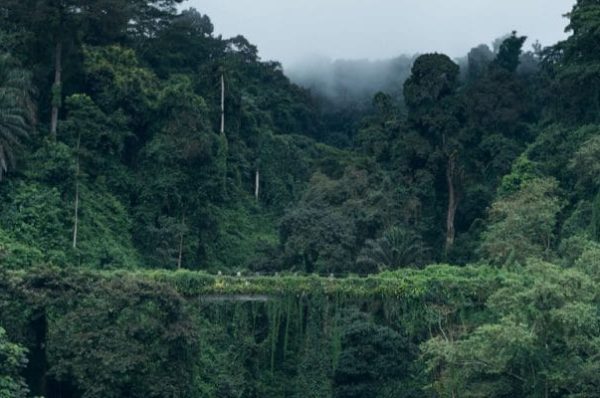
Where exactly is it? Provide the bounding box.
[184,0,574,68]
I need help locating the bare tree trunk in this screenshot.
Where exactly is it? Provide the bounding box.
[72,179,79,249]
[177,213,185,269]
[255,169,260,201]
[445,154,459,252]
[50,40,62,139]
[218,72,228,196]
[220,73,225,135]
[72,134,80,249]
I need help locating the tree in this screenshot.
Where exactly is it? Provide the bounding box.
[357,226,428,272]
[144,8,217,77]
[46,276,201,398]
[492,32,527,73]
[134,75,224,268]
[1,0,183,138]
[454,35,534,257]
[404,54,463,252]
[0,326,29,398]
[423,260,600,397]
[569,132,600,195]
[480,178,563,266]
[82,45,160,138]
[0,53,34,181]
[58,94,138,266]
[465,34,531,144]
[466,44,494,81]
[280,201,356,274]
[544,0,600,123]
[279,166,394,274]
[355,92,401,162]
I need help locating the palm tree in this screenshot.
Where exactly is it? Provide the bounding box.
[0,53,34,181]
[357,226,428,272]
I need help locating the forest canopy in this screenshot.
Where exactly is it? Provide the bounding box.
[1,1,600,397]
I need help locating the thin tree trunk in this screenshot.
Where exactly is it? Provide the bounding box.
[255,169,260,201]
[72,134,80,249]
[50,40,62,139]
[177,213,185,269]
[445,154,459,252]
[220,73,225,135]
[72,179,79,249]
[218,72,228,196]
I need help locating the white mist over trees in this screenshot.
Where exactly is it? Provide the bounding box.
[286,55,414,109]
[285,35,542,113]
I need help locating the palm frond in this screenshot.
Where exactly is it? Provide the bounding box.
[357,226,429,271]
[0,52,34,180]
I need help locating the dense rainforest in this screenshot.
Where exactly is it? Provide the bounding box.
[1,0,600,397]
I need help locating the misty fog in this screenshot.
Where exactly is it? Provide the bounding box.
[286,55,414,108]
[186,0,573,107]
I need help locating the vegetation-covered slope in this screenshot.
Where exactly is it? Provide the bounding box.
[1,0,600,397]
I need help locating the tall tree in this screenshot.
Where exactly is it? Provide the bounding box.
[544,0,600,123]
[0,0,182,137]
[143,8,218,77]
[134,75,224,268]
[492,31,527,73]
[404,54,462,252]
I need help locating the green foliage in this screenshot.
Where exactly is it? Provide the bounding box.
[498,154,539,195]
[256,133,313,210]
[73,183,140,269]
[0,264,516,398]
[548,0,600,123]
[591,193,600,242]
[526,124,597,188]
[404,53,461,145]
[480,178,563,266]
[62,94,129,162]
[0,53,33,180]
[357,226,428,272]
[83,45,159,133]
[423,260,600,397]
[46,277,200,398]
[0,228,44,270]
[1,1,600,397]
[0,181,71,266]
[0,326,28,398]
[333,309,410,398]
[404,54,460,116]
[574,239,600,282]
[466,44,494,81]
[569,131,600,194]
[144,8,215,77]
[280,165,394,274]
[492,32,527,72]
[133,74,225,268]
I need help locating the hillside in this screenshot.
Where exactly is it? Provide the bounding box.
[1,1,600,397]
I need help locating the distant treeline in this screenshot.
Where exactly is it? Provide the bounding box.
[1,0,600,397]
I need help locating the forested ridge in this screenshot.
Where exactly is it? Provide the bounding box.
[1,1,600,397]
